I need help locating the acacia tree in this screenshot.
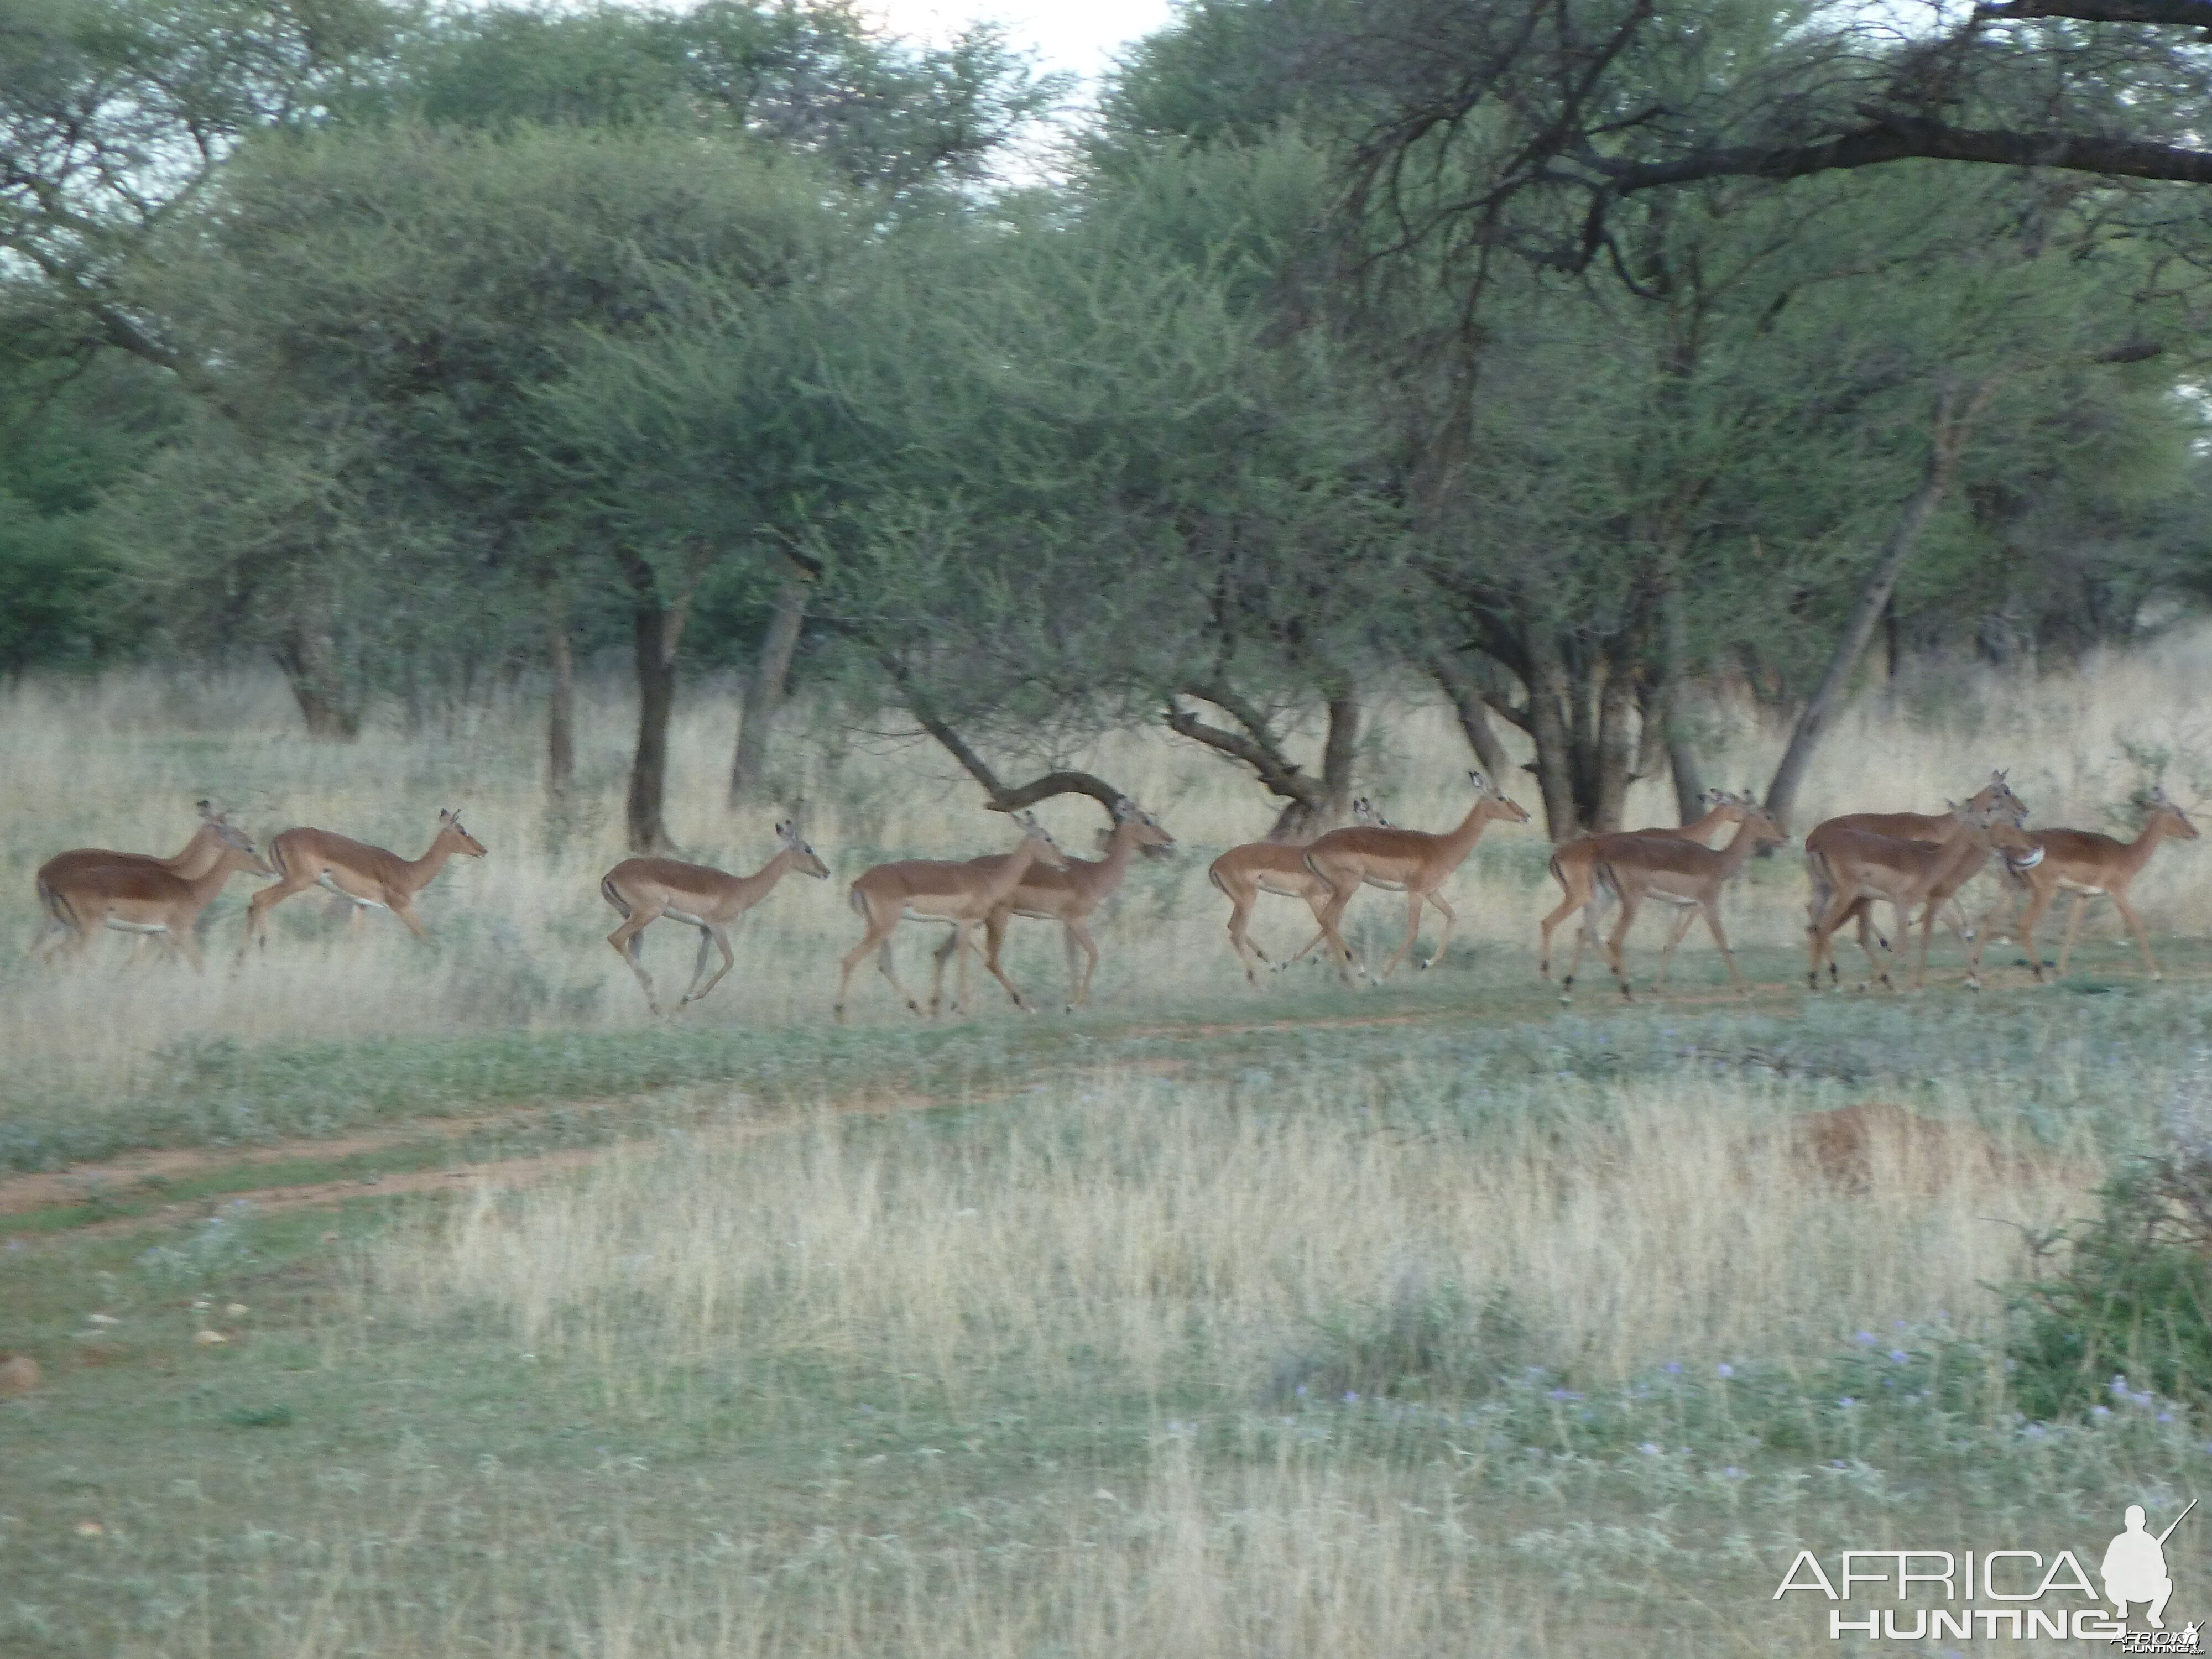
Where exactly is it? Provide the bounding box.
[115,126,849,797]
[816,154,1404,838]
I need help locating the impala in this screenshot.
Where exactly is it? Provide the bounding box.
[1804,769,2027,976]
[1303,770,1532,982]
[1538,790,1751,988]
[2000,786,2199,983]
[1805,798,2037,992]
[31,801,259,961]
[238,808,487,956]
[930,797,1175,1013]
[1583,804,1788,1000]
[833,814,1070,1023]
[1207,797,1389,983]
[36,835,275,969]
[602,820,831,1014]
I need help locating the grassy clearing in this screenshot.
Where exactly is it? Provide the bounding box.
[3,985,2209,1655]
[4,650,2212,1652]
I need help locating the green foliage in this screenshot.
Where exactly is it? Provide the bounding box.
[2006,1157,2212,1421]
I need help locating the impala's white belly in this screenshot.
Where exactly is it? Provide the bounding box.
[2058,879,2107,896]
[666,907,709,927]
[319,873,385,909]
[103,919,169,934]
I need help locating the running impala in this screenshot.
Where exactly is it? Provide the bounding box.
[1538,790,1751,989]
[1582,803,1789,1000]
[929,796,1175,1013]
[1803,769,2027,978]
[31,801,259,961]
[238,808,487,955]
[1805,798,2038,992]
[1302,771,1531,982]
[601,820,831,1014]
[2000,786,2199,983]
[834,814,1070,1022]
[36,834,275,969]
[1206,797,1390,983]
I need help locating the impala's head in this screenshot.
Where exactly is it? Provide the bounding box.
[1112,795,1177,859]
[775,817,831,878]
[220,832,278,878]
[1739,801,1787,851]
[1703,788,1754,825]
[1955,796,2038,861]
[2148,786,2200,841]
[439,808,488,858]
[1468,769,1532,825]
[1015,812,1071,870]
[1967,769,2030,826]
[1350,796,1391,828]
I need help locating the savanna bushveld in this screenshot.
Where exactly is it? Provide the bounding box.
[5,0,2212,1651]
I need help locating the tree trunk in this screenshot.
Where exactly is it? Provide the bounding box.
[729,566,809,805]
[1764,379,1995,829]
[273,613,361,740]
[1657,585,1706,822]
[622,553,696,853]
[546,603,575,804]
[1431,655,1515,782]
[1524,636,1581,839]
[1590,639,1637,833]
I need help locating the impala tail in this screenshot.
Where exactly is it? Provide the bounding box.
[1207,862,1229,896]
[35,875,76,931]
[601,874,631,919]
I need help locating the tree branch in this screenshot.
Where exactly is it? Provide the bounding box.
[1976,0,2212,25]
[1162,693,1323,808]
[1595,114,2212,198]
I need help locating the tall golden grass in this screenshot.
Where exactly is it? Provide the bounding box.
[1,625,2206,1093]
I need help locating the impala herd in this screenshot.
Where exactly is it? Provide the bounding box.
[25,767,2203,1015]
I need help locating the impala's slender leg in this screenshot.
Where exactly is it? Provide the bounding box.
[1809,887,1861,991]
[928,927,960,1014]
[1652,905,1699,990]
[389,898,432,945]
[1601,886,1647,1000]
[1063,919,1099,1010]
[1373,889,1427,979]
[239,875,318,959]
[1312,884,1363,987]
[607,896,667,1014]
[1537,867,1591,980]
[1852,902,1887,982]
[1697,896,1745,989]
[836,900,917,1022]
[169,926,207,972]
[973,919,1034,1011]
[2051,891,2089,979]
[1561,886,1610,992]
[2112,891,2161,979]
[2016,884,2058,984]
[1418,890,1455,969]
[1224,889,1271,982]
[682,924,737,1006]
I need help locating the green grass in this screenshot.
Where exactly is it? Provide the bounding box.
[4,974,2211,1655]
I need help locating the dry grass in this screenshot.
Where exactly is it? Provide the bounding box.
[9,638,2209,1655]
[3,627,2209,1104]
[376,1068,2090,1405]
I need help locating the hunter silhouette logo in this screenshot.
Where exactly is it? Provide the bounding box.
[2105,1501,2190,1629]
[1774,1498,2200,1645]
